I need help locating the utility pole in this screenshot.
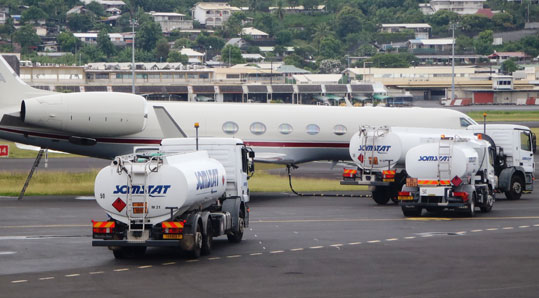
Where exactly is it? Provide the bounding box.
[450,22,456,102]
[130,18,138,94]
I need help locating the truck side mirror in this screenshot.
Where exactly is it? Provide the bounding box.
[532,133,536,154]
[249,151,255,158]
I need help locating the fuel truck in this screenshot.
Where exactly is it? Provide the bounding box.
[398,135,495,217]
[92,138,254,259]
[341,124,534,204]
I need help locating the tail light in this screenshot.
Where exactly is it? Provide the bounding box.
[453,191,469,202]
[342,169,357,178]
[382,170,395,182]
[162,221,185,240]
[92,221,115,234]
[398,191,413,201]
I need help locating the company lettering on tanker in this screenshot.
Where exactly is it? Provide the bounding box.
[113,185,172,197]
[418,155,451,162]
[357,145,392,153]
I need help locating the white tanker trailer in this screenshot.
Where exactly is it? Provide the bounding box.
[342,126,475,205]
[398,136,496,217]
[92,138,254,259]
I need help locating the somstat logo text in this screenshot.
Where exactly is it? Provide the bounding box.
[357,145,391,153]
[113,185,171,197]
[418,155,451,161]
[196,169,219,190]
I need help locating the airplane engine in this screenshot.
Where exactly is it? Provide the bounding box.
[20,92,148,137]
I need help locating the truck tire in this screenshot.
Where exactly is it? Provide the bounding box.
[402,206,422,217]
[372,189,390,205]
[227,216,244,243]
[466,194,476,217]
[201,219,213,256]
[505,175,523,200]
[190,221,203,259]
[480,193,494,213]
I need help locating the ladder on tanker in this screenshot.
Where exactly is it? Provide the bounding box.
[125,159,150,234]
[437,138,453,181]
[359,127,376,173]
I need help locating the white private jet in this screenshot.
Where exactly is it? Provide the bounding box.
[0,56,478,164]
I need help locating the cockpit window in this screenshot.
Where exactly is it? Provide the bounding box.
[460,117,476,127]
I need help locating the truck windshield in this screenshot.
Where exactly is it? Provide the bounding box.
[460,117,477,127]
[521,131,532,152]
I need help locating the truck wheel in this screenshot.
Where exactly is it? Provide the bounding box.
[402,206,422,217]
[372,189,390,205]
[505,175,523,200]
[190,221,202,259]
[480,193,494,213]
[227,216,244,243]
[466,195,476,217]
[201,220,213,256]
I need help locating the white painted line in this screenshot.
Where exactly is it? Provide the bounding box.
[162,262,176,266]
[65,274,80,277]
[138,265,152,269]
[186,260,199,263]
[534,224,539,227]
[503,227,514,230]
[227,255,241,258]
[309,246,324,249]
[348,242,362,245]
[456,231,467,234]
[519,225,530,228]
[0,251,16,255]
[367,240,381,243]
[330,244,343,247]
[385,238,398,241]
[113,269,129,272]
[471,229,483,232]
[208,257,221,260]
[486,228,498,231]
[89,271,104,275]
[270,250,284,254]
[404,236,416,239]
[11,280,27,284]
[39,277,55,281]
[250,252,263,256]
[290,248,304,251]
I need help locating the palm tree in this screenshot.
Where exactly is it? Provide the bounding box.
[312,23,332,51]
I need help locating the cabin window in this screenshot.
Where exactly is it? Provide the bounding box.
[250,122,266,135]
[279,123,293,135]
[306,124,320,135]
[521,131,532,152]
[333,125,347,136]
[222,121,239,135]
[459,117,474,127]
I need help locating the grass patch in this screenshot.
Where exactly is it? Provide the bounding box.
[0,139,77,158]
[466,110,539,122]
[0,170,98,196]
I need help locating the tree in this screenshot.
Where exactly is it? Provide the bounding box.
[155,38,170,61]
[80,44,105,62]
[57,31,79,53]
[335,6,364,38]
[137,20,162,52]
[492,12,515,30]
[223,12,245,37]
[86,1,106,17]
[318,59,343,74]
[474,30,493,55]
[13,24,40,53]
[167,51,188,63]
[318,36,343,59]
[501,59,518,74]
[460,14,492,34]
[369,53,416,68]
[21,6,48,24]
[174,38,193,49]
[221,45,244,65]
[67,13,95,32]
[276,30,292,45]
[97,29,115,57]
[456,35,473,54]
[356,44,377,57]
[428,10,458,27]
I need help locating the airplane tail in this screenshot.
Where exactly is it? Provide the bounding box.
[0,56,53,107]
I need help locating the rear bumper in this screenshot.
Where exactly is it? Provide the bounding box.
[93,234,195,250]
[401,201,468,209]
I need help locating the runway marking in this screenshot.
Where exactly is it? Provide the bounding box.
[330,244,343,247]
[0,251,16,255]
[270,250,284,254]
[11,280,27,284]
[309,246,324,249]
[137,265,152,269]
[348,242,362,245]
[162,262,176,266]
[290,248,304,251]
[186,260,199,263]
[89,271,104,275]
[113,269,129,272]
[404,236,416,239]
[406,217,452,221]
[208,257,221,260]
[367,240,381,243]
[250,252,263,256]
[456,231,467,235]
[519,225,530,228]
[227,255,241,258]
[486,228,498,231]
[385,238,398,241]
[421,235,433,238]
[65,274,80,277]
[503,227,514,230]
[471,229,483,232]
[39,277,54,280]
[534,224,539,227]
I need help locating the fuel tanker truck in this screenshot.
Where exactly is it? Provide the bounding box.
[92,138,254,259]
[341,124,535,205]
[398,135,496,217]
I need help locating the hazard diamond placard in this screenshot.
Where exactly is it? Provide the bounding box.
[0,145,8,157]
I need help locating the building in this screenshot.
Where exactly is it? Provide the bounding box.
[73,32,128,46]
[488,51,531,63]
[409,38,455,55]
[268,5,326,13]
[179,48,205,64]
[240,27,269,40]
[192,2,240,27]
[150,12,193,33]
[380,24,431,40]
[81,0,125,10]
[420,0,486,15]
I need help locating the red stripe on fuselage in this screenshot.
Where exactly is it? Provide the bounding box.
[244,141,349,148]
